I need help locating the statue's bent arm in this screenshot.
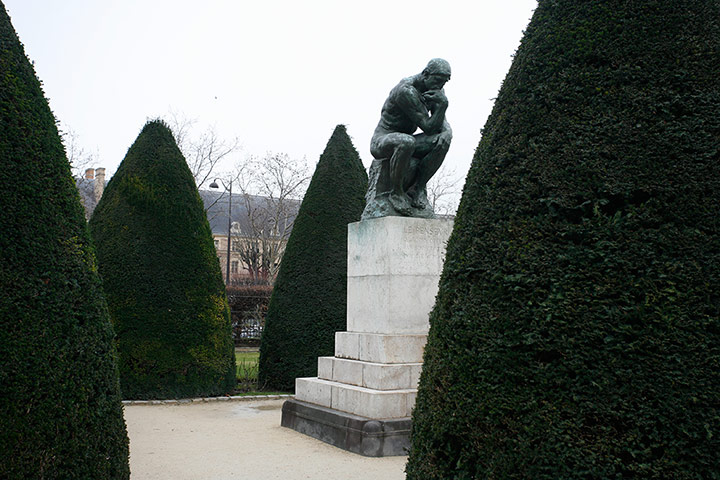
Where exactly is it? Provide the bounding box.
[396,85,447,136]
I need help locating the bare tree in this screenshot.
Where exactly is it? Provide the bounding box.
[231,152,310,283]
[427,163,463,216]
[60,125,104,219]
[60,125,98,181]
[165,110,241,189]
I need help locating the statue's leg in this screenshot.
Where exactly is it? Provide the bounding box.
[407,133,451,209]
[413,133,450,187]
[387,134,415,194]
[371,133,416,215]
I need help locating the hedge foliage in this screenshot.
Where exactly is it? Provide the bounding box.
[259,125,367,391]
[407,1,720,478]
[89,120,235,400]
[0,3,129,477]
[226,284,273,315]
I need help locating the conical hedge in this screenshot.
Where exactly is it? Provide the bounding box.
[407,1,720,478]
[89,120,235,399]
[259,125,368,391]
[0,4,129,478]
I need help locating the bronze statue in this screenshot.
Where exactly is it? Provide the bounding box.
[362,58,452,220]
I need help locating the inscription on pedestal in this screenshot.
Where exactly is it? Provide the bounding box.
[402,223,447,236]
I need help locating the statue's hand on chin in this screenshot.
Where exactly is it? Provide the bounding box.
[422,90,448,109]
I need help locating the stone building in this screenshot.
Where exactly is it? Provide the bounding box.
[76,167,106,220]
[76,170,300,285]
[200,190,300,285]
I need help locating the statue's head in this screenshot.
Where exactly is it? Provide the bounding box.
[422,58,451,90]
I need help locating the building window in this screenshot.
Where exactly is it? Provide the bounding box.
[231,261,239,273]
[232,240,241,252]
[214,239,220,249]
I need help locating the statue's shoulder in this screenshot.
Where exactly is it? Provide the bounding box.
[390,76,420,100]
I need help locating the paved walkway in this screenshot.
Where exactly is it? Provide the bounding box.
[124,398,408,479]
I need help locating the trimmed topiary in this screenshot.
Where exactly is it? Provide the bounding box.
[259,125,367,391]
[89,120,235,400]
[407,1,720,478]
[0,3,130,478]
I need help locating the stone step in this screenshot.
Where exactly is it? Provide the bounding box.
[281,399,412,457]
[335,331,427,364]
[295,377,417,419]
[317,356,422,391]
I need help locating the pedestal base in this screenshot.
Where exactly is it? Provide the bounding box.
[281,399,411,457]
[283,217,453,457]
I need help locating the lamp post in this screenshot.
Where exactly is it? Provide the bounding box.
[209,178,232,284]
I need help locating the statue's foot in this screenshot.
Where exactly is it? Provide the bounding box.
[409,186,430,210]
[388,192,413,216]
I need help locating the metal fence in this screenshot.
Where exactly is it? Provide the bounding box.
[230,302,268,347]
[233,315,263,340]
[227,286,272,347]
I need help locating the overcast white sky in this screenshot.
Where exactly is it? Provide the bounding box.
[4,0,536,190]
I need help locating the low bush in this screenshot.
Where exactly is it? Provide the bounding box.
[407,1,720,478]
[0,3,129,477]
[259,125,368,391]
[90,120,236,400]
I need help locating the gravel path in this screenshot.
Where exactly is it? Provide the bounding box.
[124,398,407,479]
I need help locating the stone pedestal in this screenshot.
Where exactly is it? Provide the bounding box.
[282,216,453,456]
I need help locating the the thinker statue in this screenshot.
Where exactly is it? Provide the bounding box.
[362,58,452,220]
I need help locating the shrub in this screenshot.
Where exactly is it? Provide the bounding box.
[407,1,720,478]
[259,125,368,391]
[89,120,235,399]
[0,3,129,477]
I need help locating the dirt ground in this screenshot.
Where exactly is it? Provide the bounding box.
[124,398,408,479]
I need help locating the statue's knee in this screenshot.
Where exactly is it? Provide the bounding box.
[436,135,451,154]
[395,136,415,154]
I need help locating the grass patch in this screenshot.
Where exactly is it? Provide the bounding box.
[234,348,290,395]
[236,350,259,364]
[235,349,259,392]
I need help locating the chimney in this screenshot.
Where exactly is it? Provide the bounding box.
[85,168,95,180]
[94,168,106,203]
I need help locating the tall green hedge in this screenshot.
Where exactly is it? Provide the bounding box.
[407,1,720,478]
[0,4,129,478]
[89,120,235,400]
[259,125,367,391]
